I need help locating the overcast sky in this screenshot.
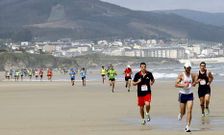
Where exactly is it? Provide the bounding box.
[101,0,224,13]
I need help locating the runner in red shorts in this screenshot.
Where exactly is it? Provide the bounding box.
[133,62,155,125]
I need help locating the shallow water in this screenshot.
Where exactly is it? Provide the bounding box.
[121,115,224,131]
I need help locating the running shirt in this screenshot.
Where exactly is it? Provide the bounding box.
[35,71,39,76]
[69,71,76,79]
[198,70,210,88]
[15,71,20,77]
[28,70,32,76]
[179,72,193,94]
[124,68,132,78]
[80,70,86,78]
[47,70,52,76]
[133,71,154,97]
[107,69,117,79]
[101,68,107,75]
[39,70,44,76]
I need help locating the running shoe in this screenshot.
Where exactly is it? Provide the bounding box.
[185,125,191,132]
[205,108,210,116]
[141,119,146,125]
[146,113,151,122]
[201,113,205,117]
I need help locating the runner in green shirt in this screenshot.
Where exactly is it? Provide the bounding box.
[107,64,117,93]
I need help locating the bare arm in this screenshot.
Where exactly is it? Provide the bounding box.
[207,71,214,85]
[175,73,187,88]
[191,73,197,87]
[150,78,155,86]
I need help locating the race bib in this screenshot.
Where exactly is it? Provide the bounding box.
[200,80,206,85]
[126,73,130,77]
[141,85,148,91]
[188,83,192,89]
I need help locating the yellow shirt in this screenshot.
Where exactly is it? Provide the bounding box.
[101,69,107,75]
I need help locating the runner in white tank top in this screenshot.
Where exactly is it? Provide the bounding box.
[179,72,193,94]
[175,62,196,132]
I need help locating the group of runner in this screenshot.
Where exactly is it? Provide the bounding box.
[101,61,213,132]
[4,62,214,132]
[175,61,213,132]
[69,67,87,86]
[4,68,53,81]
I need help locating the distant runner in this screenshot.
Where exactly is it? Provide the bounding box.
[35,69,39,80]
[69,68,76,86]
[80,67,87,86]
[107,65,117,93]
[47,68,53,81]
[101,66,107,84]
[124,65,132,92]
[39,69,44,81]
[133,62,155,125]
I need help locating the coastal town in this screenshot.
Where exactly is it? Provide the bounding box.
[1,38,224,61]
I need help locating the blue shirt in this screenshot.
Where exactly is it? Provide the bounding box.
[69,71,76,79]
[80,70,86,78]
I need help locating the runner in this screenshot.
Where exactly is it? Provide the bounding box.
[195,62,214,117]
[69,68,76,86]
[124,65,132,92]
[5,71,10,80]
[175,62,196,132]
[15,70,20,81]
[20,69,24,81]
[107,65,117,93]
[100,66,107,84]
[39,69,44,81]
[35,69,39,80]
[28,69,33,80]
[47,68,53,81]
[133,62,155,125]
[80,67,87,86]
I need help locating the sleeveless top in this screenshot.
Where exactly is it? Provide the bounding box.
[179,72,193,94]
[198,70,210,89]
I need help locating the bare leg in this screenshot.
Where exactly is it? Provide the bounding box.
[200,97,205,114]
[128,79,131,92]
[179,103,186,119]
[112,81,115,92]
[145,101,150,114]
[186,101,193,127]
[139,106,144,119]
[204,94,210,108]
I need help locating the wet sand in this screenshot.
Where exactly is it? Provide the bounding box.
[0,80,223,135]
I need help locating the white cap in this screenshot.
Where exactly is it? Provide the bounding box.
[127,65,131,68]
[184,61,192,68]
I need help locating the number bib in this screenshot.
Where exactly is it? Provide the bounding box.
[141,85,148,91]
[200,80,206,85]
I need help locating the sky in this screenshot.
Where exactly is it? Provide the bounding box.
[101,0,224,13]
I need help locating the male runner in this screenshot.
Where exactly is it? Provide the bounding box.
[124,65,132,92]
[175,62,196,132]
[80,67,87,86]
[133,62,155,125]
[196,62,214,117]
[47,68,53,81]
[107,65,117,93]
[69,68,76,86]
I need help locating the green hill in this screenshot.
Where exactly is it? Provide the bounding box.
[0,0,224,42]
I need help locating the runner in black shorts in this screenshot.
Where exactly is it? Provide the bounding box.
[124,65,132,92]
[196,62,214,117]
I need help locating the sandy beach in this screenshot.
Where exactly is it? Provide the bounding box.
[0,80,223,135]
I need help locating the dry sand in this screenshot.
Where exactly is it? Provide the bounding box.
[0,80,223,135]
